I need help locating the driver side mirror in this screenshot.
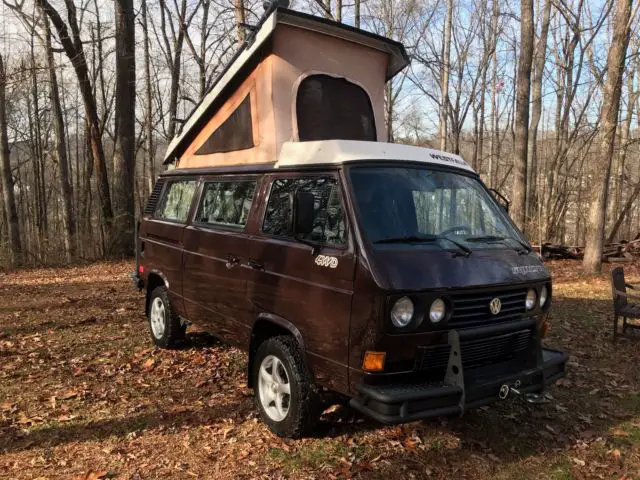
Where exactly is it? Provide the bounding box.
[292,191,315,234]
[489,188,510,213]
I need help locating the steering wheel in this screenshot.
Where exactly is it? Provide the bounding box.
[440,225,471,236]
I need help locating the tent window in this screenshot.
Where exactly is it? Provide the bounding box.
[296,75,376,142]
[196,95,254,155]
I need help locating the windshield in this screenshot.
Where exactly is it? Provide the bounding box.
[349,166,524,250]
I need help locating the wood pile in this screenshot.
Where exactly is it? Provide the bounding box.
[533,237,640,262]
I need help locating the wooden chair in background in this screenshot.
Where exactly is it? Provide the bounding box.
[610,266,640,341]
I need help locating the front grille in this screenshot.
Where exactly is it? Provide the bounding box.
[415,328,533,372]
[449,288,527,327]
[144,180,165,215]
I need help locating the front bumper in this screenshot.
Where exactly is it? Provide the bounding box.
[350,347,568,425]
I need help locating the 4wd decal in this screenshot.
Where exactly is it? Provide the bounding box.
[512,265,546,275]
[315,255,339,269]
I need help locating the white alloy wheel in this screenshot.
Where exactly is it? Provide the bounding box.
[258,354,291,422]
[150,297,166,339]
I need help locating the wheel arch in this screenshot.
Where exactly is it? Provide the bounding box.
[247,313,307,388]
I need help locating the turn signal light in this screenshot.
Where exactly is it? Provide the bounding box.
[540,320,549,338]
[139,265,145,274]
[362,351,386,372]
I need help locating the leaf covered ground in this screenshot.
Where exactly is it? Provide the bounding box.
[0,260,639,479]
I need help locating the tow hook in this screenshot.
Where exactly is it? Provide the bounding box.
[498,380,550,404]
[498,380,521,400]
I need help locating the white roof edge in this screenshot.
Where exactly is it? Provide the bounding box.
[275,140,475,172]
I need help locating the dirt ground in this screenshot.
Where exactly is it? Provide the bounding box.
[0,260,639,479]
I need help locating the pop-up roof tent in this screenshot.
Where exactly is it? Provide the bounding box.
[163,7,409,169]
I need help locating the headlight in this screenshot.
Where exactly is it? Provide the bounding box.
[540,285,549,308]
[429,298,446,323]
[391,297,414,328]
[525,289,537,310]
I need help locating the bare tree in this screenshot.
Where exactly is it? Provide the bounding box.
[37,0,114,246]
[42,10,76,260]
[113,0,136,255]
[526,0,552,222]
[583,0,634,273]
[439,0,453,151]
[511,0,535,231]
[0,55,23,266]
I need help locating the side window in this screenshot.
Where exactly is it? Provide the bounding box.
[195,95,253,155]
[195,180,257,228]
[262,176,346,246]
[155,180,197,223]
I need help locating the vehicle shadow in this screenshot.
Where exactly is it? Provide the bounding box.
[0,400,247,455]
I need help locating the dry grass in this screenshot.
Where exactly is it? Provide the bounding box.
[0,260,639,479]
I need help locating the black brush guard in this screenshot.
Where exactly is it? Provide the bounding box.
[350,319,568,424]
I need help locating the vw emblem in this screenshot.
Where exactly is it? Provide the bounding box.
[489,297,502,315]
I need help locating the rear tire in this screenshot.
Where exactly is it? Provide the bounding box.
[252,336,320,438]
[147,286,186,348]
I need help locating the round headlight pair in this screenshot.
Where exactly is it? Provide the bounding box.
[525,286,550,310]
[391,297,446,328]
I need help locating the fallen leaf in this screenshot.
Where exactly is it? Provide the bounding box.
[60,390,78,400]
[142,358,155,371]
[572,457,585,466]
[74,470,109,480]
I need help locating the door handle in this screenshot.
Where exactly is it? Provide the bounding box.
[225,254,240,270]
[247,259,264,270]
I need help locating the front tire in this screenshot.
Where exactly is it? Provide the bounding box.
[148,286,185,348]
[252,336,320,438]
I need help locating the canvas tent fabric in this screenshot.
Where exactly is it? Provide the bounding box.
[165,8,409,169]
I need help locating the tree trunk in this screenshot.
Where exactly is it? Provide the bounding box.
[354,0,360,28]
[0,55,22,267]
[488,0,500,187]
[43,12,76,260]
[583,0,633,273]
[439,0,453,151]
[526,0,552,222]
[324,0,331,19]
[511,0,535,232]
[161,0,187,140]
[113,0,136,256]
[234,0,246,43]
[142,0,155,193]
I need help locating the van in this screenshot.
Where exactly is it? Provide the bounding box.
[132,139,568,438]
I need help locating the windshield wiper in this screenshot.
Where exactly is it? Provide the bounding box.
[374,234,471,257]
[465,235,532,255]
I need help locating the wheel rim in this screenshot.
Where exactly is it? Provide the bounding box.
[258,354,291,422]
[150,297,166,339]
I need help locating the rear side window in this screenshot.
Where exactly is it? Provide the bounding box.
[155,180,197,223]
[262,176,346,246]
[195,180,257,228]
[144,179,165,215]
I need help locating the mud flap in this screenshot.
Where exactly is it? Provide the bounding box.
[444,330,465,415]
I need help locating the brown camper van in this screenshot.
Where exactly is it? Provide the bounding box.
[132,8,567,438]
